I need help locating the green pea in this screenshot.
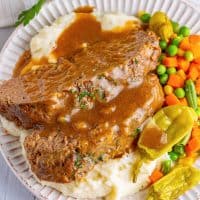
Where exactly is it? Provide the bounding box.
[157,64,166,75]
[162,160,171,174]
[184,51,194,62]
[173,144,185,155]
[168,151,179,161]
[167,45,178,56]
[171,35,183,46]
[159,74,169,85]
[179,26,190,37]
[166,67,176,75]
[159,40,167,50]
[171,21,180,33]
[174,88,185,98]
[158,54,165,62]
[140,13,151,23]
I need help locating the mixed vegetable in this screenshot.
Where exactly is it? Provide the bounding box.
[138,11,200,199]
[140,11,200,110]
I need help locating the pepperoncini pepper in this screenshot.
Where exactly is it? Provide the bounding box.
[147,166,200,200]
[138,105,197,159]
[149,11,173,41]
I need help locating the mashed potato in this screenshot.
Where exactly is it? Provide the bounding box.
[30,12,140,61]
[38,153,168,200]
[0,115,30,137]
[0,115,168,200]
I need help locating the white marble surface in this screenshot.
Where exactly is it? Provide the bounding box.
[0,0,200,200]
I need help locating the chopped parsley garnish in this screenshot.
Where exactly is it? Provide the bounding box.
[87,154,97,163]
[78,90,97,109]
[87,153,104,163]
[78,91,94,101]
[131,127,141,138]
[97,74,106,79]
[78,89,106,108]
[97,154,104,161]
[134,58,139,64]
[74,153,82,168]
[69,89,77,94]
[80,103,87,110]
[15,0,46,26]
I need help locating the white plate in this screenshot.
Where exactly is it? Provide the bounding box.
[0,0,200,199]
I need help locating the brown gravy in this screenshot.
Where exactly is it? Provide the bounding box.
[13,12,139,76]
[74,6,94,13]
[140,126,167,149]
[53,13,134,58]
[13,50,31,77]
[39,74,162,156]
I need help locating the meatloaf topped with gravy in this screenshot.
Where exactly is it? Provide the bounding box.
[0,13,163,184]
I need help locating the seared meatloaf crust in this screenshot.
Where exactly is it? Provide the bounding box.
[0,30,160,129]
[0,28,163,183]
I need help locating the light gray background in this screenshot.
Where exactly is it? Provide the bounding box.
[0,0,200,199]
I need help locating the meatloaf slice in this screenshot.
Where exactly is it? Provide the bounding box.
[0,30,160,129]
[24,74,164,183]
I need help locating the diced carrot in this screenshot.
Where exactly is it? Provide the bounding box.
[180,37,191,51]
[165,93,180,106]
[192,127,200,139]
[177,57,190,72]
[185,146,192,157]
[189,35,200,45]
[193,122,200,129]
[194,57,200,64]
[190,44,200,59]
[196,87,200,95]
[190,62,200,71]
[187,63,199,81]
[149,169,163,184]
[177,69,186,80]
[180,98,188,106]
[195,78,200,95]
[162,56,178,67]
[185,138,200,155]
[167,74,184,88]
